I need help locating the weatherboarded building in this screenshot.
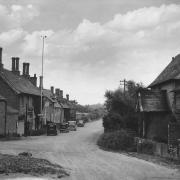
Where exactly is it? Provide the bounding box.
[137,54,180,145]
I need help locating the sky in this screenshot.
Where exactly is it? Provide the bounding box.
[0,0,180,105]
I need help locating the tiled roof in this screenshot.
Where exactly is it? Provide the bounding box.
[0,69,40,96]
[43,89,56,102]
[149,54,180,88]
[137,89,169,112]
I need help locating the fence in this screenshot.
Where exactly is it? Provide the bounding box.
[135,137,180,159]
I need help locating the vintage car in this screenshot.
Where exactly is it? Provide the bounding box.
[68,121,77,131]
[47,122,57,136]
[77,120,85,127]
[59,122,69,133]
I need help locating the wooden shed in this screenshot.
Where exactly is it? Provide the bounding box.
[137,89,171,142]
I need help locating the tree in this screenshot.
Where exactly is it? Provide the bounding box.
[103,80,143,132]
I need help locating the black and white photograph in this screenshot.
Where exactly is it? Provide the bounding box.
[0,0,180,179]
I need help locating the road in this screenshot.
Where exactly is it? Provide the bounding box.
[0,120,180,180]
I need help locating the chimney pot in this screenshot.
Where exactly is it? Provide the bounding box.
[12,57,16,71]
[15,57,19,71]
[60,90,63,98]
[51,86,54,94]
[66,94,69,101]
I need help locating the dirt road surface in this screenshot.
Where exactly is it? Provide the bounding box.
[0,120,180,180]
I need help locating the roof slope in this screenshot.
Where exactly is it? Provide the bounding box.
[137,89,169,112]
[149,54,180,88]
[0,69,40,96]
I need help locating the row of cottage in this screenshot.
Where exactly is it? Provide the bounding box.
[0,47,76,136]
[136,53,180,147]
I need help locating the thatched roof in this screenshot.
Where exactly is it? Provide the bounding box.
[149,54,180,88]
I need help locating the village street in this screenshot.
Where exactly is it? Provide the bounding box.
[0,120,180,180]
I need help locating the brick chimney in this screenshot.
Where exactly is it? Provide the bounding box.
[23,62,30,78]
[12,57,16,71]
[30,74,37,86]
[11,57,20,75]
[55,88,60,97]
[60,90,63,99]
[66,94,69,101]
[0,47,4,70]
[51,86,54,94]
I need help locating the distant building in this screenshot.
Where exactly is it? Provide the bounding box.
[42,87,63,127]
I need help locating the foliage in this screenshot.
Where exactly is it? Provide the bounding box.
[75,103,105,121]
[97,129,135,151]
[103,80,142,132]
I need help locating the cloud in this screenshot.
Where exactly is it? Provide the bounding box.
[0,29,26,47]
[0,3,39,32]
[1,2,180,104]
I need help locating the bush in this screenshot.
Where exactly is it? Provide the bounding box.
[103,112,124,132]
[97,130,135,151]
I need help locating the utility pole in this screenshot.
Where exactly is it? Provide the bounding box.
[40,35,47,125]
[120,79,128,94]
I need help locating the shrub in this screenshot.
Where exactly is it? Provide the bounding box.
[97,129,135,151]
[103,112,124,132]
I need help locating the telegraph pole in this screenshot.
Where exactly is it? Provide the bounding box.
[40,35,47,120]
[120,79,128,95]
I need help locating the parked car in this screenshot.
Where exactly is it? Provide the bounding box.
[68,121,77,131]
[47,122,57,136]
[77,120,84,127]
[60,122,69,133]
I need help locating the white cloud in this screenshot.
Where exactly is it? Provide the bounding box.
[0,29,26,47]
[1,2,180,104]
[0,3,39,32]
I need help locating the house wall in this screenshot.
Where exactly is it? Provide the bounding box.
[0,77,18,110]
[19,95,34,115]
[0,101,6,135]
[145,112,170,142]
[6,113,18,135]
[54,108,62,124]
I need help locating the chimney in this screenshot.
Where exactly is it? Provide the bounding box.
[66,94,69,101]
[23,63,26,75]
[27,63,30,75]
[0,47,4,71]
[55,88,60,97]
[30,74,37,87]
[11,57,20,75]
[60,90,63,99]
[39,76,43,89]
[51,86,54,94]
[12,57,16,71]
[23,62,30,78]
